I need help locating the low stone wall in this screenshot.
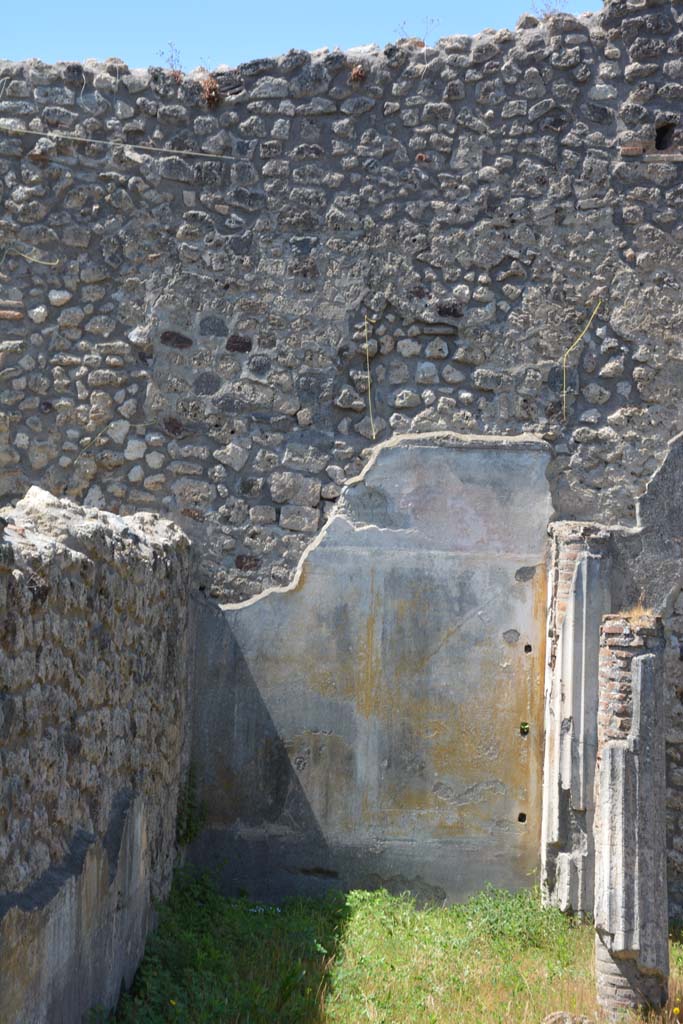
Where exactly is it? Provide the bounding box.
[0,487,191,1023]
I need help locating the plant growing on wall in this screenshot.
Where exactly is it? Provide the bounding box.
[158,41,183,82]
[201,75,221,108]
[176,763,207,846]
[531,0,570,18]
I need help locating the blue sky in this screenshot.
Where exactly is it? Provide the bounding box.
[4,0,601,70]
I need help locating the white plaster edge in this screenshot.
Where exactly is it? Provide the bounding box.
[219,430,551,612]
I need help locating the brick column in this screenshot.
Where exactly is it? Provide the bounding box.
[594,614,668,1018]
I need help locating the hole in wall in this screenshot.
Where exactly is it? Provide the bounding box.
[655,122,676,151]
[518,812,527,823]
[299,866,340,879]
[524,643,532,654]
[519,722,530,736]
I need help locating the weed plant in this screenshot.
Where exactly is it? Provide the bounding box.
[102,871,683,1023]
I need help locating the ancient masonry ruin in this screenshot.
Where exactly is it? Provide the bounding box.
[1,0,683,1018]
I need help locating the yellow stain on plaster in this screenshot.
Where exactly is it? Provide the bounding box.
[526,563,548,845]
[366,563,546,844]
[357,569,381,719]
[250,549,547,861]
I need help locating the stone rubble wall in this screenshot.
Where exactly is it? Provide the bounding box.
[2,0,683,944]
[0,0,681,609]
[2,2,683,1012]
[0,487,191,1021]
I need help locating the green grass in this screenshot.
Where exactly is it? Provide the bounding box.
[101,870,683,1024]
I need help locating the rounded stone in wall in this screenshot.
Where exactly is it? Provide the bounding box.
[193,372,222,395]
[199,315,228,336]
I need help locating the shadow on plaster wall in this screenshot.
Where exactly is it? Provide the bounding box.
[189,595,338,903]
[188,592,475,906]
